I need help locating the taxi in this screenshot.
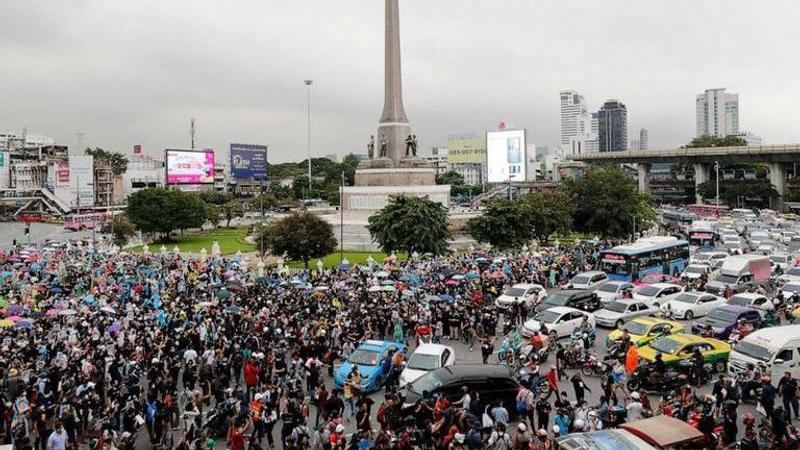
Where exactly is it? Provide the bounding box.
[638,333,731,373]
[334,340,406,392]
[605,317,684,348]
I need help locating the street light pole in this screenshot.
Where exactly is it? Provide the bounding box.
[714,160,720,207]
[340,171,344,264]
[304,79,313,201]
[259,179,265,258]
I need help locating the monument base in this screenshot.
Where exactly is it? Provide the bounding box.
[342,166,449,212]
[354,167,437,187]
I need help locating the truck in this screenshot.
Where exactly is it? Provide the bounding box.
[705,254,771,296]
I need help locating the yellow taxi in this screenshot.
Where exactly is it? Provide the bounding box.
[605,317,684,348]
[638,333,731,373]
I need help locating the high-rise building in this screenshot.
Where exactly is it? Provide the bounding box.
[639,128,648,150]
[597,100,628,152]
[695,88,739,138]
[630,140,640,151]
[560,90,596,155]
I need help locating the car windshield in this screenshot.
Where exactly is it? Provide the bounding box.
[406,353,440,371]
[635,286,661,297]
[623,321,651,335]
[597,283,620,293]
[734,341,774,362]
[649,337,683,355]
[674,293,700,304]
[348,349,380,366]
[504,287,527,297]
[708,309,737,323]
[717,274,740,284]
[543,292,571,306]
[410,371,445,394]
[604,302,629,313]
[785,268,800,276]
[685,266,704,274]
[785,284,800,293]
[727,296,751,307]
[571,276,590,285]
[771,256,788,264]
[694,253,711,261]
[534,311,562,324]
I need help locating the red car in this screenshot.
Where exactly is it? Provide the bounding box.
[633,273,681,288]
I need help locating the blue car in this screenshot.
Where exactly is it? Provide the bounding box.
[334,340,406,392]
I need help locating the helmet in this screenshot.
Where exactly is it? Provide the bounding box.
[582,333,588,339]
[552,425,560,434]
[574,419,585,429]
[336,424,345,433]
[631,391,640,400]
[537,429,547,437]
[517,423,527,431]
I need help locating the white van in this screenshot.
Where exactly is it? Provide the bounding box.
[728,326,800,379]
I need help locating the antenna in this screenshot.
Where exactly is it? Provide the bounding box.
[190,118,196,149]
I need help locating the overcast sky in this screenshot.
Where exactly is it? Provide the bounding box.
[2,0,799,163]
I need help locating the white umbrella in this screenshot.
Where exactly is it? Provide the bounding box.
[100,306,116,314]
[59,309,78,316]
[368,285,382,292]
[375,271,390,278]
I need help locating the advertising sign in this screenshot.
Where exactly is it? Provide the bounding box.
[165,149,215,185]
[447,137,486,164]
[70,155,94,207]
[486,129,526,183]
[57,160,70,183]
[230,144,268,180]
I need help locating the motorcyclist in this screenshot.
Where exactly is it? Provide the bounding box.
[578,316,593,336]
[702,324,715,338]
[648,353,667,386]
[735,319,753,338]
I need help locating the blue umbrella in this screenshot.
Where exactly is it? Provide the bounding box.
[438,294,455,303]
[224,305,241,314]
[84,294,96,305]
[466,272,480,280]
[16,319,33,329]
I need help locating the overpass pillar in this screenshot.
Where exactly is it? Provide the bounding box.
[693,163,710,204]
[637,163,651,193]
[767,162,786,211]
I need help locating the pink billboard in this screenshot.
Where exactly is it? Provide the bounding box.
[165,149,215,185]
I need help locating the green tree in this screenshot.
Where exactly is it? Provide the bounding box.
[292,176,310,199]
[205,204,221,229]
[522,190,576,240]
[565,165,656,238]
[684,135,747,148]
[84,147,129,175]
[249,192,278,211]
[436,170,465,186]
[220,201,245,227]
[697,179,779,208]
[109,215,135,247]
[368,196,451,255]
[263,211,337,268]
[467,199,532,250]
[126,188,178,239]
[199,191,233,205]
[173,193,208,234]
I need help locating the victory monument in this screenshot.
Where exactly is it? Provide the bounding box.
[340,0,450,213]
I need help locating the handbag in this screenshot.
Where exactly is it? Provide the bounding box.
[482,406,494,429]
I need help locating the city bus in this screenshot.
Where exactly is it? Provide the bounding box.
[599,236,691,282]
[64,213,108,231]
[688,220,718,248]
[687,204,729,217]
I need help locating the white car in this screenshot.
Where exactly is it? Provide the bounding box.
[593,300,660,328]
[777,267,800,285]
[770,254,793,272]
[398,343,456,387]
[568,271,608,291]
[659,291,726,320]
[781,282,800,301]
[494,283,546,309]
[521,306,595,339]
[727,292,775,317]
[594,281,635,304]
[691,251,728,266]
[632,283,684,307]
[681,264,712,281]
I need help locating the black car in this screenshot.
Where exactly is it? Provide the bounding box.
[402,364,520,415]
[534,289,601,313]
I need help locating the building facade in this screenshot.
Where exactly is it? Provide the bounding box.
[559,90,597,155]
[639,128,648,150]
[597,100,628,152]
[696,88,739,138]
[421,146,449,175]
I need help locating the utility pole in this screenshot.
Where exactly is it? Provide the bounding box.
[190,118,196,149]
[340,171,345,263]
[714,160,720,207]
[304,79,313,201]
[259,179,265,258]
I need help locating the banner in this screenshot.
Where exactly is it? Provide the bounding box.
[448,137,486,164]
[230,144,268,180]
[70,155,94,207]
[57,160,70,183]
[165,149,215,185]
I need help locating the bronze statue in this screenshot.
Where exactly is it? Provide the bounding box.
[379,134,389,157]
[367,135,375,159]
[405,134,418,157]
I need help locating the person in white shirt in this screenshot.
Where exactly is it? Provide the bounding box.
[626,391,644,421]
[47,422,68,450]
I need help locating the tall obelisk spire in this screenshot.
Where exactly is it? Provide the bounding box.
[378,0,411,164]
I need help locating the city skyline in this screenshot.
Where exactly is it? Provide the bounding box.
[2,0,799,162]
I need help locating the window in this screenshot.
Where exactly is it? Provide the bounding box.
[776,349,794,363]
[441,350,450,368]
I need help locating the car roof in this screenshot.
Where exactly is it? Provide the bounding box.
[431,363,515,381]
[576,271,605,277]
[553,289,592,297]
[360,340,404,352]
[602,280,633,286]
[730,292,767,300]
[650,283,681,289]
[662,333,707,344]
[630,317,681,327]
[510,283,543,290]
[411,343,452,356]
[716,304,756,314]
[546,306,584,314]
[742,325,800,348]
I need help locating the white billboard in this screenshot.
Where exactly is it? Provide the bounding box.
[486,129,526,183]
[70,155,94,207]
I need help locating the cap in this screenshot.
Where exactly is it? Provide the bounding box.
[336,424,345,433]
[631,391,640,400]
[517,423,527,431]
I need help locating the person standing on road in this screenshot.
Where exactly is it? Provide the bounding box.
[570,373,591,405]
[761,376,777,418]
[481,338,494,364]
[779,371,800,421]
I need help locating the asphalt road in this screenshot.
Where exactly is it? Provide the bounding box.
[0,222,96,249]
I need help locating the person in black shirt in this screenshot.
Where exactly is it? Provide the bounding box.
[779,371,800,421]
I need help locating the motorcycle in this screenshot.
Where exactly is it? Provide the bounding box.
[626,360,703,392]
[514,367,551,395]
[581,355,612,377]
[687,409,724,449]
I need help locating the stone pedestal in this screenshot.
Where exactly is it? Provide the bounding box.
[343,167,448,213]
[355,168,436,187]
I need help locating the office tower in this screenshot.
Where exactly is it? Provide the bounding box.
[639,128,648,150]
[559,90,595,155]
[597,100,628,152]
[695,88,739,138]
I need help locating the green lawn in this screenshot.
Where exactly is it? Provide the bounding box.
[129,228,255,255]
[287,251,407,269]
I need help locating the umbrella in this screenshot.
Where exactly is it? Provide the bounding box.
[466,271,480,280]
[381,285,395,292]
[368,285,382,293]
[315,286,330,291]
[381,280,394,286]
[59,309,78,316]
[0,319,13,327]
[45,308,61,317]
[224,305,241,314]
[438,294,455,303]
[196,301,214,308]
[0,298,7,308]
[7,304,22,315]
[15,320,32,329]
[84,294,96,304]
[445,279,459,286]
[100,306,116,314]
[451,274,466,281]
[7,315,22,322]
[108,321,121,334]
[216,289,232,300]
[375,271,390,278]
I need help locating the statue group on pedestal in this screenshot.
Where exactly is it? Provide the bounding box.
[367,133,416,158]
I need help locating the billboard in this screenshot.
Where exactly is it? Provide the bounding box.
[165,149,215,185]
[230,144,268,180]
[57,160,70,183]
[447,137,486,164]
[486,129,526,183]
[70,155,94,207]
